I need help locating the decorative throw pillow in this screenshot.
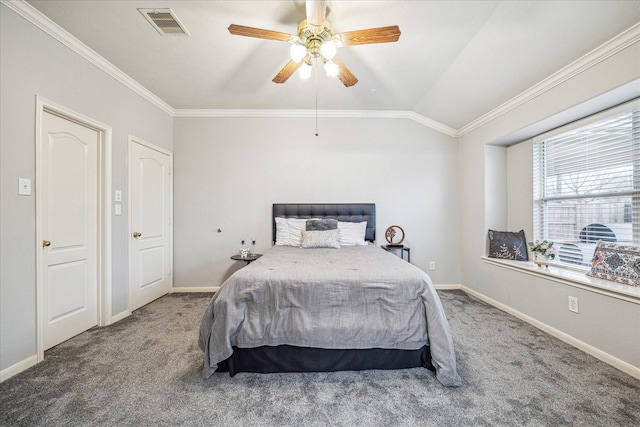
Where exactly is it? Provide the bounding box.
[300,229,340,249]
[488,229,528,261]
[306,219,338,231]
[337,221,368,246]
[587,242,640,287]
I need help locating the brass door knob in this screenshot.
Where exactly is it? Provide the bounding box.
[42,240,51,247]
[132,232,142,238]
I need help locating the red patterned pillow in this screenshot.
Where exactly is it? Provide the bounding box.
[587,242,640,287]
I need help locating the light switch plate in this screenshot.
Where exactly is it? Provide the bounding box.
[18,178,31,196]
[114,203,122,215]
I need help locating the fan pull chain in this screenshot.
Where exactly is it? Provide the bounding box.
[315,57,319,136]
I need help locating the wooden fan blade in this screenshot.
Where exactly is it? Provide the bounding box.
[273,60,303,84]
[228,24,292,42]
[306,0,327,26]
[333,57,358,87]
[337,25,401,46]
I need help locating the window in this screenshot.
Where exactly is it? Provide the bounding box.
[533,102,639,268]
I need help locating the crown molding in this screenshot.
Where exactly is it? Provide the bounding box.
[2,0,175,116]
[5,0,636,139]
[2,0,454,136]
[173,109,458,137]
[457,22,640,137]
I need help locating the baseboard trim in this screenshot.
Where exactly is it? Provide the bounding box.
[461,286,640,380]
[171,286,219,293]
[0,355,38,383]
[434,284,463,290]
[6,286,634,382]
[110,309,130,324]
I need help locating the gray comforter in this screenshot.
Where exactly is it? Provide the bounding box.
[198,245,462,386]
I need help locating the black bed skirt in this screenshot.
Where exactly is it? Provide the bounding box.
[217,345,435,376]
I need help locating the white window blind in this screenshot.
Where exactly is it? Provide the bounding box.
[533,104,640,268]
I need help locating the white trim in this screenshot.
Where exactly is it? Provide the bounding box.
[5,286,635,382]
[35,96,113,363]
[457,22,640,137]
[171,286,219,293]
[4,0,637,138]
[128,134,174,157]
[533,97,640,143]
[127,135,174,313]
[101,127,113,327]
[461,286,640,381]
[173,109,458,137]
[434,284,463,290]
[110,309,131,324]
[2,0,174,116]
[0,355,38,383]
[481,256,640,303]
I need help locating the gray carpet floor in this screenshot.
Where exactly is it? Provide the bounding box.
[1,290,638,426]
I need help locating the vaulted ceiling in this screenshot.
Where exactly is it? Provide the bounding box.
[26,0,640,131]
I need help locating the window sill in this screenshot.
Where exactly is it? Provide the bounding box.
[481,256,640,304]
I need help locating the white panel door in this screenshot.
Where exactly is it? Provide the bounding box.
[129,140,172,311]
[41,111,98,350]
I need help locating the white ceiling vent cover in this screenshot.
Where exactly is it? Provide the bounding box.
[138,8,190,36]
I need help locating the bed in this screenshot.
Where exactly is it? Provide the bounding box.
[198,203,461,386]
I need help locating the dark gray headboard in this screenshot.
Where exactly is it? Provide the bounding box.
[273,203,376,242]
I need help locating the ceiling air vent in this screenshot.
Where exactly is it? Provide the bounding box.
[138,8,190,36]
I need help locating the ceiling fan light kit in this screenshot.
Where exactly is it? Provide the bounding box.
[228,0,400,87]
[298,62,313,80]
[320,40,337,60]
[324,60,339,77]
[289,43,307,63]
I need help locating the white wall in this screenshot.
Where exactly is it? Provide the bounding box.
[3,0,638,381]
[458,39,640,371]
[173,116,461,288]
[0,5,173,372]
[484,145,507,233]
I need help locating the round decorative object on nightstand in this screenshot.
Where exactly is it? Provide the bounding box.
[385,225,405,246]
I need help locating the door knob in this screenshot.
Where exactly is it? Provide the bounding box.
[42,240,51,247]
[132,232,142,238]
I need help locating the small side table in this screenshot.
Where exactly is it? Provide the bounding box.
[381,245,411,263]
[231,254,262,265]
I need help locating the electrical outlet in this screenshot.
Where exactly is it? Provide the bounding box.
[429,261,436,271]
[568,296,579,313]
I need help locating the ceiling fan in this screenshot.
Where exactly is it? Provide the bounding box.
[228,0,401,87]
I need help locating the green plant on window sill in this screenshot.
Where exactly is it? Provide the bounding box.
[528,240,556,259]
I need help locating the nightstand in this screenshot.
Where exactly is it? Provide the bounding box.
[231,254,262,265]
[381,245,410,263]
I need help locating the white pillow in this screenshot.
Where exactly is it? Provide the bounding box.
[274,217,289,246]
[337,221,368,246]
[274,217,309,246]
[286,218,307,247]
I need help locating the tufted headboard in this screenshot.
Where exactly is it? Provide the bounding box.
[273,203,376,243]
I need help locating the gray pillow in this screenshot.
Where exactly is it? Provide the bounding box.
[300,230,340,249]
[488,229,529,261]
[306,219,338,231]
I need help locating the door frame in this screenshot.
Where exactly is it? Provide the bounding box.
[127,135,173,311]
[35,96,113,362]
